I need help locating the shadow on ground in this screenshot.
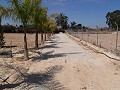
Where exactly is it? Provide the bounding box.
[32,51,65,61]
[3,46,17,48]
[41,44,60,49]
[32,50,83,61]
[12,39,63,55]
[0,65,68,90]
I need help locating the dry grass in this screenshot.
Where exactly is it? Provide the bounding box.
[4,33,43,49]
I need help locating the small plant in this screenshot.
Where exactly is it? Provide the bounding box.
[0,30,5,48]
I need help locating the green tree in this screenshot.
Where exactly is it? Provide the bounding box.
[44,19,57,35]
[77,24,82,29]
[9,0,35,60]
[55,13,68,30]
[106,10,120,29]
[2,24,16,33]
[70,21,76,29]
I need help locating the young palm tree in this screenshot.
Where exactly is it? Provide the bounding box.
[42,19,51,41]
[43,19,57,39]
[38,7,47,44]
[30,0,43,49]
[48,20,57,34]
[9,0,35,60]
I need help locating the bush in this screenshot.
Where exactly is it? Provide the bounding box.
[53,29,65,34]
[0,30,5,48]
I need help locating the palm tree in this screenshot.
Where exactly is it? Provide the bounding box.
[30,0,43,49]
[70,21,77,29]
[0,4,9,29]
[43,19,57,40]
[38,7,47,44]
[9,0,35,60]
[49,13,59,23]
[0,4,10,47]
[48,20,57,34]
[55,13,68,30]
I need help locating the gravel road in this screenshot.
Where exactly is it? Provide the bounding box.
[7,33,120,90]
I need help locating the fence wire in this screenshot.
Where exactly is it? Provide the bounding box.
[67,29,120,56]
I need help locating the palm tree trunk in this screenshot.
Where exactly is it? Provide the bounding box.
[0,17,5,48]
[35,28,38,49]
[0,17,1,32]
[48,33,51,40]
[41,31,44,44]
[0,17,2,48]
[44,31,46,41]
[0,17,2,30]
[24,29,29,60]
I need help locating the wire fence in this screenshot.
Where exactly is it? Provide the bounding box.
[67,29,120,56]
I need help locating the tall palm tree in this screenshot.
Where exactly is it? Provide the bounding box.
[55,13,68,30]
[9,0,35,60]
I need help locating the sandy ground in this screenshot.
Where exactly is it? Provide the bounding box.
[4,33,42,49]
[1,33,120,90]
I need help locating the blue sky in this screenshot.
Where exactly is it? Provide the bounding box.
[0,0,120,28]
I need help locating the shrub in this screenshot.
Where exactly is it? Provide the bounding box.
[0,30,5,48]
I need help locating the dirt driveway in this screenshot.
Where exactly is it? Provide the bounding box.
[4,33,120,90]
[24,33,120,90]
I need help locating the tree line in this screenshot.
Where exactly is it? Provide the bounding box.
[1,24,43,33]
[0,0,58,60]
